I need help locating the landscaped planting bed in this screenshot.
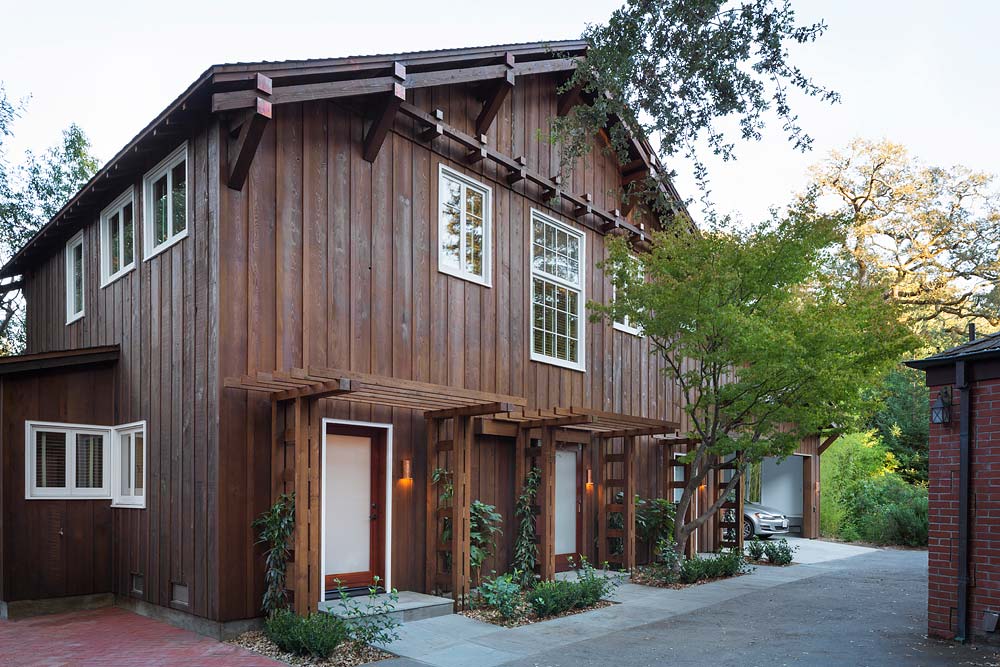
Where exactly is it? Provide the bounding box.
[632,545,751,587]
[744,537,797,566]
[228,631,393,667]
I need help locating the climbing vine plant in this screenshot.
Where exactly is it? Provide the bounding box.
[252,492,295,617]
[513,467,541,587]
[432,466,503,584]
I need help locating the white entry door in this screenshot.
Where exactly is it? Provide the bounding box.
[554,448,579,569]
[325,432,377,589]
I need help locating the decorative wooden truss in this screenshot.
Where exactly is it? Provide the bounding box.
[712,456,745,552]
[224,366,526,615]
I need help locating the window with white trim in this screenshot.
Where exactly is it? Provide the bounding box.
[100,187,136,286]
[65,231,85,324]
[613,255,643,336]
[530,210,585,371]
[26,422,110,499]
[113,422,146,508]
[438,166,491,286]
[143,143,188,259]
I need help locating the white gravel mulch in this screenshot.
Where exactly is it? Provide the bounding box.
[227,630,393,666]
[460,599,614,628]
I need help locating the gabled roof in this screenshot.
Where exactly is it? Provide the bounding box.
[0,39,676,278]
[905,331,1000,369]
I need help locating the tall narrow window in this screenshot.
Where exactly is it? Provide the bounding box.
[530,210,585,371]
[101,188,136,286]
[26,422,110,499]
[113,422,146,508]
[143,143,188,259]
[65,231,85,324]
[438,166,491,286]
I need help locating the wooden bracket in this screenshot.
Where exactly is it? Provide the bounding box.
[574,193,593,218]
[475,53,515,135]
[420,109,446,142]
[506,155,527,185]
[227,96,272,191]
[363,64,407,162]
[465,133,488,164]
[542,174,562,201]
[557,83,584,117]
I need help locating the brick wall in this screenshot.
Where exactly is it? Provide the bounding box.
[928,377,1000,641]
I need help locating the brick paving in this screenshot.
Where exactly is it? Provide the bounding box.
[0,606,283,667]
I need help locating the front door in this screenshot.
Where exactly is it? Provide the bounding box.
[324,425,386,592]
[554,446,583,571]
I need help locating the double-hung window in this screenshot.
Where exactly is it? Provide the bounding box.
[530,210,585,371]
[100,187,136,286]
[143,143,188,259]
[26,422,110,499]
[113,422,146,508]
[612,255,643,336]
[65,231,85,324]
[438,166,491,286]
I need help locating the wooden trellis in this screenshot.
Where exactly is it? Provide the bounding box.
[713,456,745,552]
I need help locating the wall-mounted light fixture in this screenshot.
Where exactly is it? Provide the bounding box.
[401,458,413,481]
[586,467,593,489]
[931,386,953,425]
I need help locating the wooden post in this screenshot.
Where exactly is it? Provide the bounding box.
[736,470,745,551]
[451,416,473,609]
[623,436,637,571]
[292,397,309,615]
[539,426,556,580]
[307,398,321,612]
[596,438,607,565]
[802,454,820,539]
[424,418,439,594]
[514,428,527,497]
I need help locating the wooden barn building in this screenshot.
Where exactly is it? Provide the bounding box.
[0,40,822,636]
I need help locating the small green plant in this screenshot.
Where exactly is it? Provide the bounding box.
[335,577,401,651]
[762,538,796,565]
[529,561,619,618]
[635,497,676,556]
[573,558,620,606]
[470,500,503,584]
[746,536,766,561]
[513,467,541,587]
[679,549,748,584]
[253,493,296,616]
[476,571,523,620]
[654,537,683,574]
[264,608,348,659]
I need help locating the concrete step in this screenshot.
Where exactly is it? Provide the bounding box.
[320,591,453,624]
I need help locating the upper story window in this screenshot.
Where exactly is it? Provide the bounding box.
[65,231,85,324]
[26,422,110,499]
[100,187,136,286]
[143,142,188,260]
[613,255,643,336]
[113,422,146,508]
[530,209,585,371]
[438,165,491,286]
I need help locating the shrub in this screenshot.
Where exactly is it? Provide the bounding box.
[253,493,295,616]
[838,473,928,546]
[746,536,766,561]
[477,572,523,620]
[335,577,401,649]
[264,609,348,659]
[574,559,620,606]
[528,564,619,618]
[679,549,747,584]
[762,538,796,565]
[654,537,683,573]
[635,497,676,554]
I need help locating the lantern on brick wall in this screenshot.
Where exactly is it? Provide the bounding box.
[931,386,953,424]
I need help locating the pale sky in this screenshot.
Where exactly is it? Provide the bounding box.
[3,0,998,224]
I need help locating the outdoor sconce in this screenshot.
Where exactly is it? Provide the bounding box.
[586,467,593,489]
[931,386,953,425]
[400,458,413,481]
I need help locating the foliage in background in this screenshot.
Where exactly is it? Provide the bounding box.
[553,0,837,213]
[820,432,928,546]
[253,492,295,617]
[865,367,929,484]
[513,467,541,586]
[334,577,401,652]
[0,84,99,353]
[805,138,1000,342]
[597,211,917,568]
[264,609,348,659]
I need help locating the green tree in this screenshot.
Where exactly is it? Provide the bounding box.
[0,84,98,353]
[594,208,917,565]
[805,138,1000,344]
[554,0,838,214]
[866,367,929,484]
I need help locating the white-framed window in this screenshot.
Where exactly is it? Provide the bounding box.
[65,231,85,324]
[100,187,136,287]
[143,142,188,260]
[438,165,492,286]
[529,209,586,371]
[25,422,111,499]
[613,255,643,336]
[112,421,146,508]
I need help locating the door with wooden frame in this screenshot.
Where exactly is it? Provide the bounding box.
[554,445,584,572]
[324,425,386,592]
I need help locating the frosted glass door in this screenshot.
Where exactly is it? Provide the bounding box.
[325,434,372,576]
[555,449,578,556]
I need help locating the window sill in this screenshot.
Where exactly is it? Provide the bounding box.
[438,264,491,288]
[26,493,111,501]
[65,311,85,326]
[101,264,136,289]
[111,501,146,509]
[613,321,643,337]
[530,352,586,373]
[144,228,188,263]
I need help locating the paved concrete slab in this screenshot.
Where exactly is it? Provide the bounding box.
[783,536,877,563]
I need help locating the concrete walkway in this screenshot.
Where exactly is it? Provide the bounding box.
[375,544,998,667]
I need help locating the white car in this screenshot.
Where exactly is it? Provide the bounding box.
[744,501,790,540]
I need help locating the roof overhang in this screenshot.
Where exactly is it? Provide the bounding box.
[0,345,119,376]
